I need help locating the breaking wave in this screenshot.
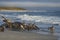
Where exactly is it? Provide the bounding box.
[0,13,60,25]
[17,14,60,24]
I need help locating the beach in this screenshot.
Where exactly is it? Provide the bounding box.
[0,31,58,40]
[0,11,60,40]
[0,0,60,40]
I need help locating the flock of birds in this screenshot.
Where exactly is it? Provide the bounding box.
[0,16,55,33]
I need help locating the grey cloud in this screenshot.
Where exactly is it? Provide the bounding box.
[0,2,60,7]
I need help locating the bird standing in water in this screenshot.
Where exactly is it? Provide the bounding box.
[48,25,55,33]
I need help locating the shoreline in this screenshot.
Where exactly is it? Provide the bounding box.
[0,31,58,40]
[0,10,46,12]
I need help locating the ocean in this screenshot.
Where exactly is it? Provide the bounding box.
[0,11,60,40]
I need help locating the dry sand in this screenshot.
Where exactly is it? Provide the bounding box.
[0,31,58,40]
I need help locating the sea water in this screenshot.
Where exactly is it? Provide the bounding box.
[0,11,60,40]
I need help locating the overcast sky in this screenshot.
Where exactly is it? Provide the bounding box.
[0,0,60,10]
[0,2,60,7]
[0,0,60,2]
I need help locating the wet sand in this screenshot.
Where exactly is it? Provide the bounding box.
[0,31,58,40]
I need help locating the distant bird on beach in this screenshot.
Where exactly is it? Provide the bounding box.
[48,25,55,33]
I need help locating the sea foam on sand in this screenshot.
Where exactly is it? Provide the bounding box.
[0,31,58,40]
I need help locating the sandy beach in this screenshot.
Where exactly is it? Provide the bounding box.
[0,31,58,40]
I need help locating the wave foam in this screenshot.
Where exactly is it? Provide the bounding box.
[0,14,60,24]
[17,14,60,24]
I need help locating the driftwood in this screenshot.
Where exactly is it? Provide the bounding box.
[25,23,39,31]
[0,26,4,32]
[1,16,39,31]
